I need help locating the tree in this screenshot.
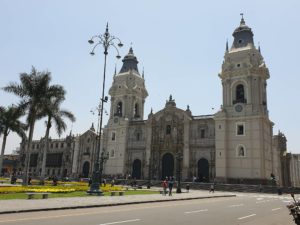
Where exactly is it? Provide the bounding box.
[0,106,4,137]
[2,67,64,185]
[39,96,75,183]
[0,106,26,176]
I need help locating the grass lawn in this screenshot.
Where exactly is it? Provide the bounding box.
[0,189,158,200]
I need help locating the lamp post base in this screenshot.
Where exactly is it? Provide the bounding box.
[87,184,103,196]
[86,189,103,196]
[176,187,182,193]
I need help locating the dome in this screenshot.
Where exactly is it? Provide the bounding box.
[119,47,139,74]
[231,15,254,50]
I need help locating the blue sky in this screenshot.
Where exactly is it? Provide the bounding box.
[1,0,300,154]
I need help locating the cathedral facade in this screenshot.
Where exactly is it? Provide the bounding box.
[19,17,288,185]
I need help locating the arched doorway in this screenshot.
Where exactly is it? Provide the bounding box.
[161,153,174,179]
[82,161,90,178]
[132,159,142,179]
[198,158,209,182]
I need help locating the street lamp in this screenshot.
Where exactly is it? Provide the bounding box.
[176,152,183,193]
[87,23,123,195]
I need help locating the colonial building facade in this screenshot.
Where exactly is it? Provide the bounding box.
[19,17,294,186]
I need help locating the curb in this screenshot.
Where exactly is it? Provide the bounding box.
[0,194,236,215]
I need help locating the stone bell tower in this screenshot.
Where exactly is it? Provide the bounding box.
[215,15,274,184]
[108,47,148,121]
[103,47,148,175]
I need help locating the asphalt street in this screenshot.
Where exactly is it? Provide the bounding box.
[0,194,295,225]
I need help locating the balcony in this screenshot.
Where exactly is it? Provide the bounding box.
[233,98,247,104]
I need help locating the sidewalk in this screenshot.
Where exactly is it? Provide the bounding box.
[0,189,236,214]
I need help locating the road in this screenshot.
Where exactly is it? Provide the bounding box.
[0,194,295,225]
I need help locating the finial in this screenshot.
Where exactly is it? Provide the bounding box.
[150,108,153,114]
[105,22,109,33]
[226,39,229,52]
[186,105,190,111]
[129,45,133,54]
[90,123,95,131]
[240,13,245,25]
[169,95,173,101]
[114,64,117,76]
[258,42,261,53]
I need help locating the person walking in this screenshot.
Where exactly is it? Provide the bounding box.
[168,177,174,196]
[209,183,215,193]
[162,179,168,196]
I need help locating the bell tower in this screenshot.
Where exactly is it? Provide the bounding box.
[108,47,148,122]
[215,15,274,184]
[104,47,148,175]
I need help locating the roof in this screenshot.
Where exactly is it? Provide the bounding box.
[193,115,214,120]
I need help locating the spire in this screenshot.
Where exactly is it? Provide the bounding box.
[226,39,229,52]
[240,13,245,25]
[142,67,145,79]
[258,42,261,53]
[90,123,95,132]
[105,22,109,35]
[114,64,117,77]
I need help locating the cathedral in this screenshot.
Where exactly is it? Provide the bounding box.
[19,17,288,185]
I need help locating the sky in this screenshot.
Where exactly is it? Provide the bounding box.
[0,0,300,154]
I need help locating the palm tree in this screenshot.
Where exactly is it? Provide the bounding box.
[0,106,4,137]
[39,96,75,184]
[0,105,27,176]
[2,67,64,185]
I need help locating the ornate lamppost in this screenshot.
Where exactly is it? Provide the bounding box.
[87,23,123,195]
[176,152,183,193]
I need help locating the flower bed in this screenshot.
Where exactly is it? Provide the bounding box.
[0,184,123,194]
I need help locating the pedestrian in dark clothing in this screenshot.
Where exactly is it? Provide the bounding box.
[209,183,215,193]
[168,177,174,196]
[88,177,92,186]
[11,175,17,184]
[28,176,32,185]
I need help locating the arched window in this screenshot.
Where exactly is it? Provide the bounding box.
[116,102,122,116]
[110,149,115,158]
[237,145,246,157]
[236,84,245,103]
[134,103,139,118]
[166,125,171,135]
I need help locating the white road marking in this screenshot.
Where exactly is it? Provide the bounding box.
[256,200,266,204]
[184,209,208,214]
[272,208,281,211]
[238,214,256,220]
[256,198,264,200]
[283,200,292,203]
[228,204,244,208]
[99,219,141,225]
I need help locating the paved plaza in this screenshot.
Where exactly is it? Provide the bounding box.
[0,189,236,214]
